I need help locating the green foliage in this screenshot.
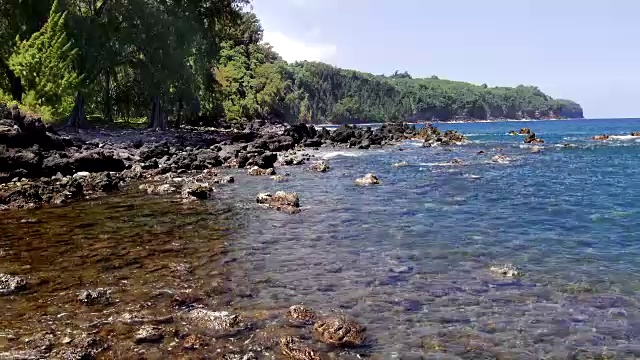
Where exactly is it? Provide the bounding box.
[8,0,81,118]
[280,61,582,123]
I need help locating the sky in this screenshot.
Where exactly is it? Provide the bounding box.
[252,0,640,119]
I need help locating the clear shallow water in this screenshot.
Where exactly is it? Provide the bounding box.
[226,119,640,358]
[2,119,640,358]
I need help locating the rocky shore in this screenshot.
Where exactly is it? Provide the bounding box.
[0,104,466,211]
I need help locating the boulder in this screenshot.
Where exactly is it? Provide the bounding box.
[71,149,126,173]
[309,161,329,173]
[0,273,27,295]
[592,134,610,141]
[632,132,640,136]
[248,166,276,176]
[279,337,322,360]
[313,316,366,347]
[330,125,357,144]
[355,173,380,186]
[508,130,517,136]
[519,128,532,135]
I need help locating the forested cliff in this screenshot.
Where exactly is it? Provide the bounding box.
[0,0,583,127]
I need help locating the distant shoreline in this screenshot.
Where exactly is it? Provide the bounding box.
[316,118,593,127]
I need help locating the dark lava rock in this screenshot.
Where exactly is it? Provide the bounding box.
[78,288,111,305]
[280,337,322,360]
[309,160,329,173]
[71,149,126,173]
[0,273,27,295]
[313,316,366,347]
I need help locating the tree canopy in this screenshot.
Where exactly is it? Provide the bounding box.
[0,0,583,127]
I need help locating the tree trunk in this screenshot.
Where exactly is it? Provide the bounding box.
[103,69,113,123]
[148,96,167,130]
[176,100,183,129]
[1,62,23,102]
[67,92,89,129]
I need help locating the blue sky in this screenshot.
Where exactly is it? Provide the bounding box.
[253,0,640,118]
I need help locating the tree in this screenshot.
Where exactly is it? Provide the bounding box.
[9,0,82,119]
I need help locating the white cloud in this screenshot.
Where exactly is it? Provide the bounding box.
[263,31,337,63]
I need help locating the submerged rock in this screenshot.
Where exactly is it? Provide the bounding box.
[256,191,300,213]
[134,325,164,344]
[280,337,322,360]
[491,155,510,164]
[78,288,111,305]
[0,273,27,295]
[313,316,366,347]
[287,305,318,326]
[187,309,250,336]
[355,173,380,186]
[183,182,212,200]
[489,264,522,278]
[271,175,289,183]
[248,166,276,176]
[309,160,330,172]
[508,130,518,136]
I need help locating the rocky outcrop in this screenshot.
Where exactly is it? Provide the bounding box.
[592,135,609,140]
[313,316,366,347]
[524,133,544,144]
[309,161,329,173]
[355,173,380,186]
[632,132,640,137]
[519,128,531,135]
[256,191,300,213]
[248,166,276,176]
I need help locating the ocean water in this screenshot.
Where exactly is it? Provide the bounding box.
[225,119,640,358]
[2,119,640,358]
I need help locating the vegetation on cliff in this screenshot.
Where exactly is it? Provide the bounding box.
[0,0,583,127]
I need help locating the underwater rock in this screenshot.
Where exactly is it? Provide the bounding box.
[134,325,164,344]
[183,182,212,200]
[287,305,318,326]
[313,316,366,347]
[280,337,322,360]
[186,309,250,336]
[489,264,522,278]
[0,273,27,295]
[78,288,111,305]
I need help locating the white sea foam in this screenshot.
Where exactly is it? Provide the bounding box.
[609,135,640,141]
[321,151,365,159]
